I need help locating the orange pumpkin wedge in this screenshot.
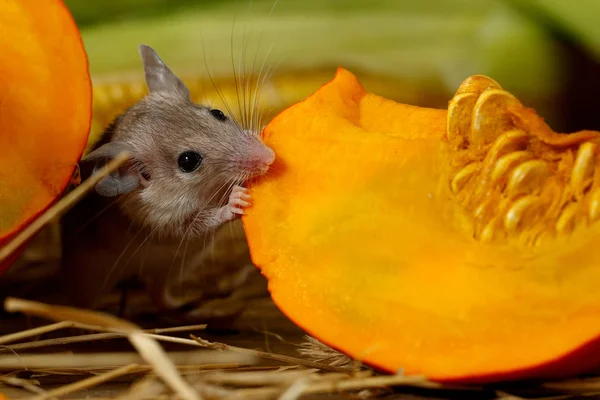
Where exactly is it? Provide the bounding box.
[242,67,600,383]
[0,0,91,273]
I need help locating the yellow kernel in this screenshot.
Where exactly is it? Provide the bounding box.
[505,160,549,199]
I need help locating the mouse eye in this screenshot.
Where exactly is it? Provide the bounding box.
[178,151,203,173]
[210,109,227,121]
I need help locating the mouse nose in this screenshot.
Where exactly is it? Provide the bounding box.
[262,146,275,166]
[248,144,275,175]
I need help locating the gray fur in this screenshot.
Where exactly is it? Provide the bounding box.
[62,43,275,312]
[84,44,274,238]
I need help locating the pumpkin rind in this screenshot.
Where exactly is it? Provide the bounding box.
[0,0,92,272]
[242,67,600,383]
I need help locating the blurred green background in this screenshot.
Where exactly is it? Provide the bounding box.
[64,0,600,133]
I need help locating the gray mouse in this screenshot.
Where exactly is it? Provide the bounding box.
[60,44,275,312]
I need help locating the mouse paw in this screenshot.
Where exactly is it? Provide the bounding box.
[217,185,251,223]
[228,185,251,216]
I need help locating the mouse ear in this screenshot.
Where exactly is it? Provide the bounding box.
[82,142,141,197]
[138,44,190,100]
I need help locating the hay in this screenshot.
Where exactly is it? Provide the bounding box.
[3,300,600,400]
[0,306,430,399]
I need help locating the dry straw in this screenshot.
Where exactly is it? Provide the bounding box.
[3,297,203,400]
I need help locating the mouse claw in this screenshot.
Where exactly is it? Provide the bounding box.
[215,185,253,224]
[229,185,251,211]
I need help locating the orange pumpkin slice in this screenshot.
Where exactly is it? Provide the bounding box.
[0,0,91,272]
[242,67,600,383]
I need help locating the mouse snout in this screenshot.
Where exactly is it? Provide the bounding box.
[246,144,275,176]
[260,145,275,166]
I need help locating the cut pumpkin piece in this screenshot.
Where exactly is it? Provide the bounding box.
[242,67,600,383]
[0,0,92,273]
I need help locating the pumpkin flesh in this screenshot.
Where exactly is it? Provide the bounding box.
[242,67,600,383]
[0,0,91,272]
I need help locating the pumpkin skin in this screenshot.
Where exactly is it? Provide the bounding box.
[242,67,600,383]
[0,0,92,272]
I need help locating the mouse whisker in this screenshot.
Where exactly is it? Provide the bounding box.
[230,12,246,130]
[240,3,250,130]
[98,221,151,302]
[168,214,198,287]
[167,222,197,301]
[253,41,285,133]
[63,196,121,244]
[176,241,190,301]
[256,0,291,132]
[181,174,236,239]
[250,35,277,133]
[200,31,243,133]
[246,0,281,134]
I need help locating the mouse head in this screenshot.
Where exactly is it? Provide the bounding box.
[82,44,275,236]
